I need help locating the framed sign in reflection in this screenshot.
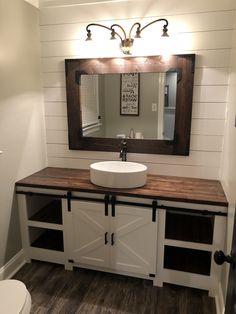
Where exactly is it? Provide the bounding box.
[120,73,139,116]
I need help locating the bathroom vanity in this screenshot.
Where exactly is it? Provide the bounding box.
[16,167,227,297]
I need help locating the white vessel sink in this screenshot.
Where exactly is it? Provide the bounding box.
[90,161,147,189]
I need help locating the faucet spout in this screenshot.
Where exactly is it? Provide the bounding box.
[120,140,127,161]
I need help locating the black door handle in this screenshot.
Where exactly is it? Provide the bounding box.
[111,233,115,246]
[105,232,108,245]
[111,196,116,217]
[214,250,235,266]
[104,195,109,216]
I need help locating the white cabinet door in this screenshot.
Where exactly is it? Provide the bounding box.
[68,200,109,268]
[110,205,157,276]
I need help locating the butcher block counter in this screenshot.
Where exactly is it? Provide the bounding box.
[15,167,228,207]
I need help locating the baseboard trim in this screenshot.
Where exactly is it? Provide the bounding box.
[215,282,225,314]
[0,249,26,280]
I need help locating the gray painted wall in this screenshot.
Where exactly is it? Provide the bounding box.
[0,0,46,267]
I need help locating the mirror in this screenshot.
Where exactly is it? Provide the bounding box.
[65,54,195,155]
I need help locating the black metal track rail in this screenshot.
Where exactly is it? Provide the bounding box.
[16,190,227,216]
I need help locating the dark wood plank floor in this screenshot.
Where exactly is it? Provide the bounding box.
[13,261,216,314]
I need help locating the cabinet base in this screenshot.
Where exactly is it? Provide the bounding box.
[70,262,155,283]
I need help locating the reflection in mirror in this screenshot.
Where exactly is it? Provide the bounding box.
[81,72,177,140]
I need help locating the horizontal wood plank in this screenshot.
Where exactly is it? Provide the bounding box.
[194,68,229,86]
[44,101,226,120]
[192,103,226,119]
[46,130,68,143]
[45,116,68,130]
[41,49,231,73]
[191,119,225,136]
[42,67,229,88]
[190,135,223,152]
[43,85,228,103]
[44,101,67,116]
[193,86,228,103]
[46,157,220,179]
[41,30,233,57]
[45,131,223,152]
[44,87,66,102]
[44,116,226,136]
[45,143,222,167]
[40,11,235,42]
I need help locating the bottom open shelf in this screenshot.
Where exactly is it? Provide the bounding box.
[164,245,211,276]
[31,229,64,252]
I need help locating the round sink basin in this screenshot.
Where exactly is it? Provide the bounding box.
[90,161,147,189]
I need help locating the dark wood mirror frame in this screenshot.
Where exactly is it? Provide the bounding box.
[65,54,195,155]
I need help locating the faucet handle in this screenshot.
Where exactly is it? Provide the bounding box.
[121,140,127,147]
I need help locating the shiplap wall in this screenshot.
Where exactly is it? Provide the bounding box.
[39,0,235,179]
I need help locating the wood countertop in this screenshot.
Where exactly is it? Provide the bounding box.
[15,167,228,207]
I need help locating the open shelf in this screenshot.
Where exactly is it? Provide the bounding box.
[29,200,62,225]
[165,210,214,244]
[30,229,64,252]
[164,245,211,276]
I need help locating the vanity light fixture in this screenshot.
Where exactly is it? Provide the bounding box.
[85,18,169,55]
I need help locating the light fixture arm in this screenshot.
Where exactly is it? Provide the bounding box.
[86,23,111,33]
[86,23,123,43]
[136,18,169,36]
[128,22,141,38]
[110,23,127,40]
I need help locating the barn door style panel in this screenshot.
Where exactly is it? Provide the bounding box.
[66,198,158,278]
[110,205,157,276]
[68,200,110,268]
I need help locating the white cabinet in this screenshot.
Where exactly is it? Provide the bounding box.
[66,199,157,277]
[17,187,227,293]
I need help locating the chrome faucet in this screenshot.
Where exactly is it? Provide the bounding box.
[120,140,127,161]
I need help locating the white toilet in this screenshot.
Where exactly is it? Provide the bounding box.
[0,279,31,313]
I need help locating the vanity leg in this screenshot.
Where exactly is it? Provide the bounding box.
[153,278,163,287]
[64,262,73,271]
[18,195,32,265]
[208,289,215,298]
[154,208,165,288]
[24,256,32,264]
